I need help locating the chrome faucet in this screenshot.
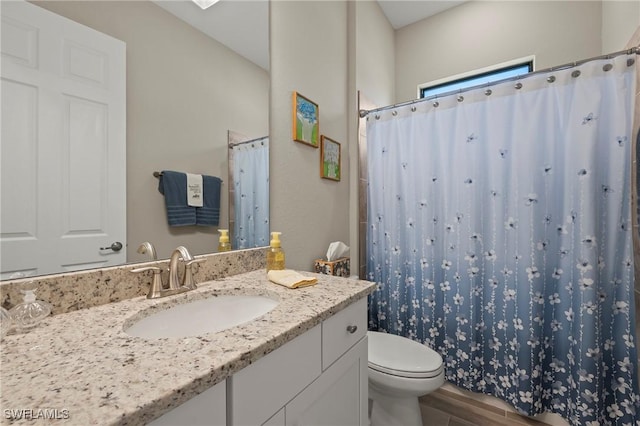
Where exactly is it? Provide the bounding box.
[131,245,205,299]
[167,246,194,290]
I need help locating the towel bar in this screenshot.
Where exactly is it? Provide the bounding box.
[153,171,222,184]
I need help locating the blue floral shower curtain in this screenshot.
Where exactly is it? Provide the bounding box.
[231,138,269,249]
[366,54,639,425]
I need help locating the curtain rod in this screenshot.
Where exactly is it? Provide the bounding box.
[229,136,268,148]
[359,46,639,118]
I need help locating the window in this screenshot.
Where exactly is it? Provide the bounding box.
[418,57,534,99]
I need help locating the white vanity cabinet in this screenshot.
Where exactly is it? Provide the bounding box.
[231,297,368,426]
[149,297,368,426]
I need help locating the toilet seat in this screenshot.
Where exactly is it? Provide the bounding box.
[368,331,444,379]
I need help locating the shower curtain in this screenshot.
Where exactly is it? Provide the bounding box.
[366,54,639,425]
[231,138,269,249]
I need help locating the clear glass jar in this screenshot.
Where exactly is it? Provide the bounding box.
[9,288,51,331]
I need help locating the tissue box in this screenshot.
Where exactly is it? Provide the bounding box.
[314,257,350,277]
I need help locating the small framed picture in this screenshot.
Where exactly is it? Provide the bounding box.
[320,135,341,181]
[292,92,319,147]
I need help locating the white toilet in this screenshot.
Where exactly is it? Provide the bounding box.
[367,331,445,426]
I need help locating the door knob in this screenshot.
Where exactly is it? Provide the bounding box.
[100,242,123,252]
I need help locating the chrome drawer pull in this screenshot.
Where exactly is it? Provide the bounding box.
[346,325,358,334]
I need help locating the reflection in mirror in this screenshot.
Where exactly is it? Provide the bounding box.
[0,0,269,279]
[228,132,270,250]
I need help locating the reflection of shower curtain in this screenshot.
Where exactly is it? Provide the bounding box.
[232,138,269,249]
[366,54,638,425]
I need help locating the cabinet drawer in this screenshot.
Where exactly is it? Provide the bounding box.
[231,324,322,425]
[322,297,367,370]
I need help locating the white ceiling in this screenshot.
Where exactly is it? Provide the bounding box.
[153,0,466,71]
[377,0,467,29]
[152,0,270,69]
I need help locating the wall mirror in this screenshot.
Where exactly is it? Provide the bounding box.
[0,0,269,279]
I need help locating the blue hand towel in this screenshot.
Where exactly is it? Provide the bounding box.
[158,170,197,226]
[196,175,222,226]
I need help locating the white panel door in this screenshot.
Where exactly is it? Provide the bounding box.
[0,0,126,278]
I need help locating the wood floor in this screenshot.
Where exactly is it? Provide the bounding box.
[419,389,550,426]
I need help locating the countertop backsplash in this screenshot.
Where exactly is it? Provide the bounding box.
[0,247,266,315]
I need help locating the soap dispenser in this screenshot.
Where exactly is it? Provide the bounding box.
[9,287,51,331]
[218,229,232,252]
[266,231,285,272]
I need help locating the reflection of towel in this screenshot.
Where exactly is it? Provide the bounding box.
[158,171,196,226]
[196,175,222,226]
[267,270,318,289]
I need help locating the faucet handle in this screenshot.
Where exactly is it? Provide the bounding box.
[182,258,206,290]
[131,266,164,299]
[185,258,206,267]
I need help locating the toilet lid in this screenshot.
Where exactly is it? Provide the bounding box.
[368,331,443,379]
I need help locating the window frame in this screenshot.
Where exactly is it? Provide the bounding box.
[417,55,535,99]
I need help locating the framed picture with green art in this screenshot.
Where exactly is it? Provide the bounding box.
[292,92,319,147]
[320,135,341,181]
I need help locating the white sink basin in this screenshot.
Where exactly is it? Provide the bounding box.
[124,295,278,338]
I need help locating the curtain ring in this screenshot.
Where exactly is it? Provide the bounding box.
[514,82,523,90]
[571,70,581,78]
[375,114,380,120]
[457,95,464,102]
[628,58,636,67]
[432,101,439,108]
[411,106,417,112]
[485,89,492,96]
[392,110,398,116]
[547,76,556,83]
[603,63,613,71]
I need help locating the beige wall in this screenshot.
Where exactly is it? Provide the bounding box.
[270,1,350,271]
[33,1,269,261]
[603,0,640,53]
[355,0,396,108]
[395,1,602,103]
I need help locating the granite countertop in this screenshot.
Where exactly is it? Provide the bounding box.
[0,270,376,425]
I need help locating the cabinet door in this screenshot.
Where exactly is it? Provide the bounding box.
[285,337,367,426]
[148,380,226,426]
[231,325,322,425]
